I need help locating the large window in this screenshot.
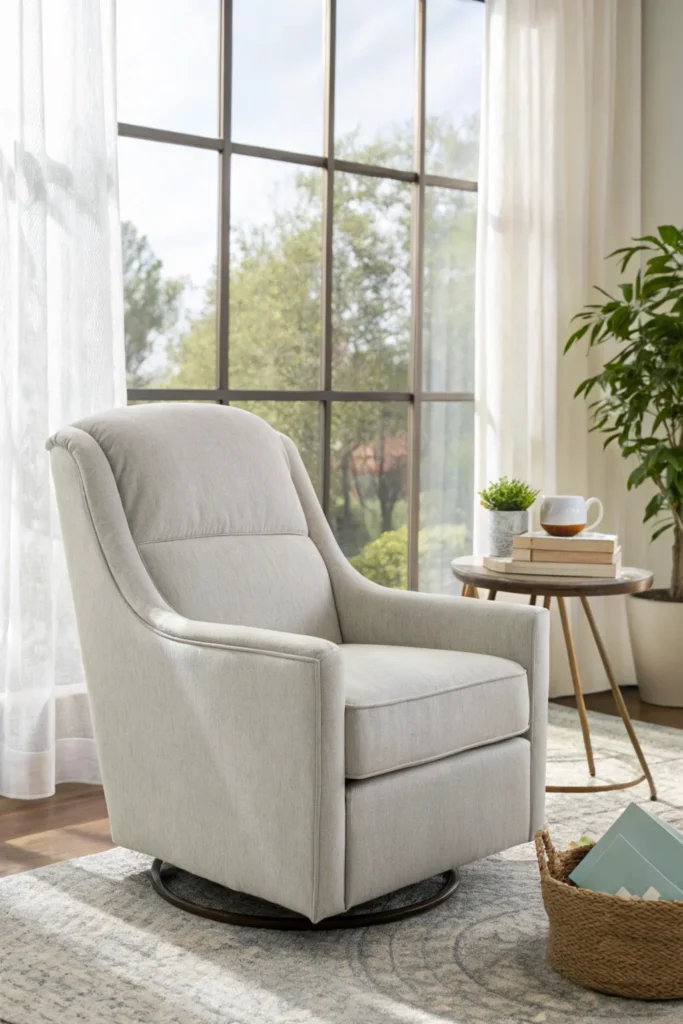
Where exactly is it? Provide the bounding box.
[117,0,484,592]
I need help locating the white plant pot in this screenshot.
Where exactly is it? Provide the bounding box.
[627,592,683,707]
[489,510,529,558]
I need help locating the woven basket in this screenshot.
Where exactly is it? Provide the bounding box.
[535,828,683,1000]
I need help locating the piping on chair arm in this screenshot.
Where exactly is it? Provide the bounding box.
[145,608,339,664]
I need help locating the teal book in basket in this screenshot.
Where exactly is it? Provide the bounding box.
[569,802,683,899]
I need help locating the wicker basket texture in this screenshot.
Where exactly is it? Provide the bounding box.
[535,828,683,1000]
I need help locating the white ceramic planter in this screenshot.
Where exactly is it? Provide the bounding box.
[627,593,683,707]
[489,510,529,557]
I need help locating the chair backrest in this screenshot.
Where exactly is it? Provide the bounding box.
[59,403,342,642]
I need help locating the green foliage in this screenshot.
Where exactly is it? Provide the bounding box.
[565,225,683,600]
[478,477,540,512]
[161,121,476,581]
[124,118,478,590]
[349,524,470,590]
[351,525,409,589]
[122,221,185,386]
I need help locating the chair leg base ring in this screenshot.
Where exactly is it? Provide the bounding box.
[150,860,460,930]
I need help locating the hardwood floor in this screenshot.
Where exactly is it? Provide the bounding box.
[1,687,681,880]
[553,684,683,730]
[0,782,113,878]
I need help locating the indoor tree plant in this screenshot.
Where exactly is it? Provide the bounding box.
[566,224,683,705]
[479,477,540,557]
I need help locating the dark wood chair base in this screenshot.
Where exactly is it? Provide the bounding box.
[150,860,460,930]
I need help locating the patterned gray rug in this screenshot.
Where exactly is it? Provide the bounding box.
[2,704,683,1024]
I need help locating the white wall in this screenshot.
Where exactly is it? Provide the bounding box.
[643,0,683,234]
[624,0,683,596]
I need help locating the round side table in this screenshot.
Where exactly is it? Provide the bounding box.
[451,556,656,800]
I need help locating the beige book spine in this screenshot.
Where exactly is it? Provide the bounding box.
[511,548,531,561]
[513,535,617,553]
[530,547,620,565]
[508,559,620,578]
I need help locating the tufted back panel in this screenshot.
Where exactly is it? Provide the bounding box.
[72,404,342,641]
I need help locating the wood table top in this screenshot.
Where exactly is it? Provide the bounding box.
[451,555,653,598]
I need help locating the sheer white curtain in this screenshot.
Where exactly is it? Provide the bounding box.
[0,0,125,797]
[475,0,642,695]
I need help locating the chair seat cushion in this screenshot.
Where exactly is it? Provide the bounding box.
[341,644,529,780]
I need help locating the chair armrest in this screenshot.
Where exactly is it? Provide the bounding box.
[100,606,348,924]
[148,608,339,663]
[336,576,542,655]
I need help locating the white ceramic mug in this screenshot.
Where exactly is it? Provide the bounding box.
[539,495,604,537]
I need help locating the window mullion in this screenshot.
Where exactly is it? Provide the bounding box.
[320,0,336,513]
[217,0,233,396]
[407,0,427,591]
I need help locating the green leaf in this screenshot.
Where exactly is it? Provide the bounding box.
[478,477,540,511]
[644,494,664,521]
[619,282,633,303]
[642,274,681,300]
[564,323,590,352]
[609,244,650,272]
[646,254,674,274]
[633,234,665,247]
[659,225,682,248]
[627,464,651,489]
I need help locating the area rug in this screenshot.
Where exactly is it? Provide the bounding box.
[2,705,683,1024]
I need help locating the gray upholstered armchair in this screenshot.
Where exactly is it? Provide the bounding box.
[48,404,549,927]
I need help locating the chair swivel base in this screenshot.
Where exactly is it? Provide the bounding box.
[150,859,459,930]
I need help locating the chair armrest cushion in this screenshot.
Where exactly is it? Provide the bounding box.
[149,609,339,663]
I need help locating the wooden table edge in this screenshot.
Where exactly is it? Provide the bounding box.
[450,558,653,598]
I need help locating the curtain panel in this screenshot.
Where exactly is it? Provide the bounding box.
[0,0,125,797]
[475,0,642,696]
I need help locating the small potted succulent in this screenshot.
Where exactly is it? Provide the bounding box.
[479,477,540,557]
[566,225,683,705]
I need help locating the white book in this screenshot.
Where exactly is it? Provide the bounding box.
[483,555,622,578]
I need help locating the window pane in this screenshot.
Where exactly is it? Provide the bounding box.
[331,402,408,587]
[426,0,484,180]
[419,401,474,594]
[229,157,322,390]
[332,174,411,390]
[423,188,477,393]
[232,0,323,154]
[118,138,218,388]
[231,401,321,493]
[335,0,414,168]
[117,0,219,136]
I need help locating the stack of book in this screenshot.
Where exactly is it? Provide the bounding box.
[484,531,622,578]
[569,802,683,901]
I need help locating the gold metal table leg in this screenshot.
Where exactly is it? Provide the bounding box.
[580,596,658,801]
[556,595,596,778]
[458,582,656,797]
